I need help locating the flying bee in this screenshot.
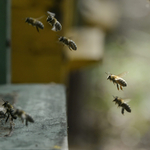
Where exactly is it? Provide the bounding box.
[13,109,34,126]
[58,36,77,51]
[113,96,131,115]
[46,11,62,32]
[106,72,128,90]
[25,16,44,32]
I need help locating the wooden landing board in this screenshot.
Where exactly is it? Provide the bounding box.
[0,84,68,150]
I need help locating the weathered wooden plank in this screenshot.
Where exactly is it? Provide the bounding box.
[0,84,68,150]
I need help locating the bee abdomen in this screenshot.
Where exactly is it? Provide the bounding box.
[55,22,62,31]
[69,41,77,50]
[118,79,127,87]
[26,114,34,123]
[121,108,125,115]
[36,21,44,29]
[121,103,131,112]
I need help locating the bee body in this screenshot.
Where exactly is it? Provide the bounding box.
[113,96,131,115]
[46,11,62,32]
[14,109,34,126]
[2,101,17,121]
[116,77,127,87]
[59,36,77,51]
[25,17,44,32]
[107,73,127,90]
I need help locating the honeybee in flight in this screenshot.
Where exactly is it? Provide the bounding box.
[46,11,62,32]
[13,109,34,126]
[25,16,44,32]
[58,36,77,51]
[112,96,131,115]
[106,72,128,90]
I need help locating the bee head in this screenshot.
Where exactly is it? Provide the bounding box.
[105,72,111,80]
[25,17,29,23]
[46,16,52,22]
[107,75,111,80]
[112,95,118,101]
[59,36,64,42]
[2,101,8,107]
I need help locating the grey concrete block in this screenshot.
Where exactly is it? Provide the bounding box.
[0,84,68,150]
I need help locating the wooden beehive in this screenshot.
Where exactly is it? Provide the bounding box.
[11,0,65,83]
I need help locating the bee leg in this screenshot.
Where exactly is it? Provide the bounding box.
[117,84,119,90]
[21,118,24,123]
[68,46,72,51]
[120,85,123,90]
[5,114,9,124]
[121,108,125,115]
[36,26,39,32]
[10,119,13,129]
[4,129,14,137]
[5,123,14,137]
[26,119,28,126]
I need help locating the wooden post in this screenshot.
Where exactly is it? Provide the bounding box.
[0,0,11,84]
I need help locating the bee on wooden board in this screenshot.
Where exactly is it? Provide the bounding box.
[58,36,77,51]
[25,16,44,32]
[13,109,34,126]
[46,11,62,32]
[113,96,131,115]
[106,72,128,90]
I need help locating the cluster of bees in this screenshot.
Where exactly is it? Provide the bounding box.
[25,11,77,51]
[0,99,34,137]
[106,72,131,115]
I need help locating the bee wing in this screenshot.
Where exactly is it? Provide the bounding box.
[35,15,45,20]
[123,99,131,103]
[112,95,117,99]
[47,11,55,17]
[0,99,4,103]
[121,108,125,115]
[0,99,5,105]
[117,71,129,77]
[105,72,111,76]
